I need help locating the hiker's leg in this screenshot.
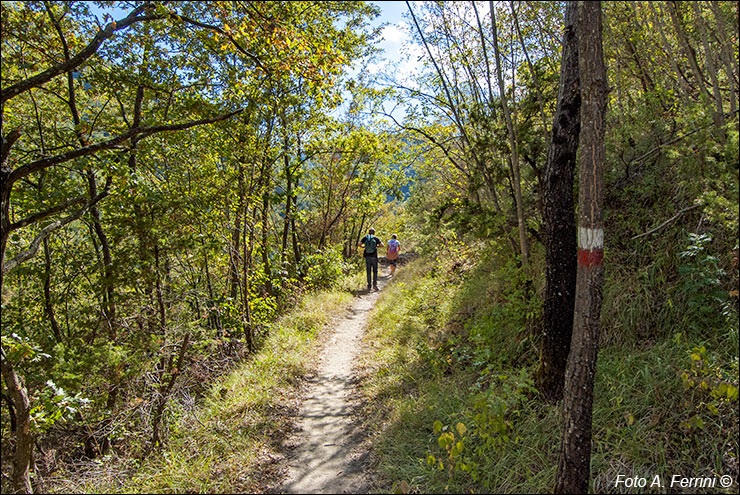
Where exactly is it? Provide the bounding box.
[372,257,378,287]
[365,257,372,288]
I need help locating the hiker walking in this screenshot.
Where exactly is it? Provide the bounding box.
[386,234,401,277]
[359,228,383,291]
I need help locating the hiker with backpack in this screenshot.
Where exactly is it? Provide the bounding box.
[386,234,401,276]
[359,228,383,291]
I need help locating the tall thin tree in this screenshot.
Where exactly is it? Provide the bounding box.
[555,1,607,492]
[536,1,580,403]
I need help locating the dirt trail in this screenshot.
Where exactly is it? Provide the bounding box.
[278,269,388,494]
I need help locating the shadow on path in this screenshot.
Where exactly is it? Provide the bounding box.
[275,270,390,494]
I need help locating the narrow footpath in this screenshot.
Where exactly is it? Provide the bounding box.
[278,269,389,494]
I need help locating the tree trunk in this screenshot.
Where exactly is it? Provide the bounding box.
[555,2,607,493]
[229,161,246,300]
[668,1,725,137]
[292,193,302,277]
[281,115,292,266]
[243,198,255,352]
[86,170,117,341]
[649,2,690,97]
[1,349,34,494]
[510,1,550,139]
[42,237,63,341]
[150,333,190,450]
[490,1,529,266]
[709,1,738,114]
[691,2,729,130]
[0,131,22,292]
[536,0,580,404]
[261,152,273,296]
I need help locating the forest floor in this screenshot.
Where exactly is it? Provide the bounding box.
[273,267,390,494]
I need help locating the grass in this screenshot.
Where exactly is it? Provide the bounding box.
[357,246,739,494]
[52,273,365,494]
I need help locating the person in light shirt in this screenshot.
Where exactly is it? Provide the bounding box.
[386,234,401,277]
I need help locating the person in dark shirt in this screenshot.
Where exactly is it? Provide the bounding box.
[359,228,383,290]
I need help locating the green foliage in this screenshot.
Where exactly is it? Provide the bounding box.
[465,259,539,368]
[680,345,739,433]
[302,246,345,290]
[427,370,537,487]
[30,380,91,433]
[1,2,387,491]
[675,233,734,335]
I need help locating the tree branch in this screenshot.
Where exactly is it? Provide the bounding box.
[1,129,23,170]
[1,3,163,105]
[7,109,243,186]
[380,110,470,179]
[9,196,86,232]
[173,13,269,76]
[3,178,111,275]
[631,204,701,240]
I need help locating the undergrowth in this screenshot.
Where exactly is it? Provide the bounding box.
[46,272,365,493]
[358,241,738,493]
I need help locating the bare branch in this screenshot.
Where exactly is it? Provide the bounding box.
[631,204,701,240]
[380,110,471,180]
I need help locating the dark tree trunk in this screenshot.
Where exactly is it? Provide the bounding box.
[261,163,273,297]
[292,194,302,278]
[281,120,292,266]
[87,170,117,341]
[42,238,63,342]
[229,161,245,300]
[244,204,256,352]
[1,350,34,494]
[1,130,22,292]
[536,1,580,403]
[150,333,189,451]
[555,1,607,493]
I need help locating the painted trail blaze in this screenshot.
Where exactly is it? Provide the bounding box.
[577,227,604,268]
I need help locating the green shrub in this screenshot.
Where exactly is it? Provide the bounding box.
[302,246,345,290]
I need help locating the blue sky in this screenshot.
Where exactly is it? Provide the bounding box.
[367,1,423,82]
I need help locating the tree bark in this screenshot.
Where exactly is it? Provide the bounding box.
[229,161,245,300]
[490,1,530,266]
[86,171,117,341]
[536,0,580,404]
[691,2,729,130]
[150,332,190,450]
[555,1,607,493]
[261,159,273,296]
[42,237,63,342]
[280,113,292,266]
[0,349,34,494]
[649,2,690,97]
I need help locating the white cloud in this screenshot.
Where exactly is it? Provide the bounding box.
[381,23,407,44]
